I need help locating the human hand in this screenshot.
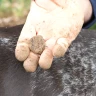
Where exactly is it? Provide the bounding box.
[15,0,91,72]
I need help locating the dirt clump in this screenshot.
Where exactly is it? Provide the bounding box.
[30,35,45,55]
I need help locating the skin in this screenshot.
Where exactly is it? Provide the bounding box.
[15,0,92,72]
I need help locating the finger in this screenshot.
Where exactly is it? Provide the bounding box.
[51,0,66,8]
[38,38,56,69]
[23,52,39,72]
[35,0,58,11]
[45,37,56,49]
[15,15,36,61]
[17,25,36,44]
[15,43,30,61]
[53,38,69,57]
[39,48,53,69]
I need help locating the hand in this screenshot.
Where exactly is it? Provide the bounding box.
[15,0,92,72]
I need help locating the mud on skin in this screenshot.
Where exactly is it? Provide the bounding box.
[0,25,96,96]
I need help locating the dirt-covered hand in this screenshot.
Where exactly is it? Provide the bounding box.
[15,0,84,72]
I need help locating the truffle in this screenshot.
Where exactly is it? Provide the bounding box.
[30,35,45,54]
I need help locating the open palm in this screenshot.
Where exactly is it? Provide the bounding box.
[15,0,84,72]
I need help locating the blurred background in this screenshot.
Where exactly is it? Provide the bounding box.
[0,0,96,29]
[0,0,31,27]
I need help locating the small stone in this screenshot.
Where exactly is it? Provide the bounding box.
[30,35,45,55]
